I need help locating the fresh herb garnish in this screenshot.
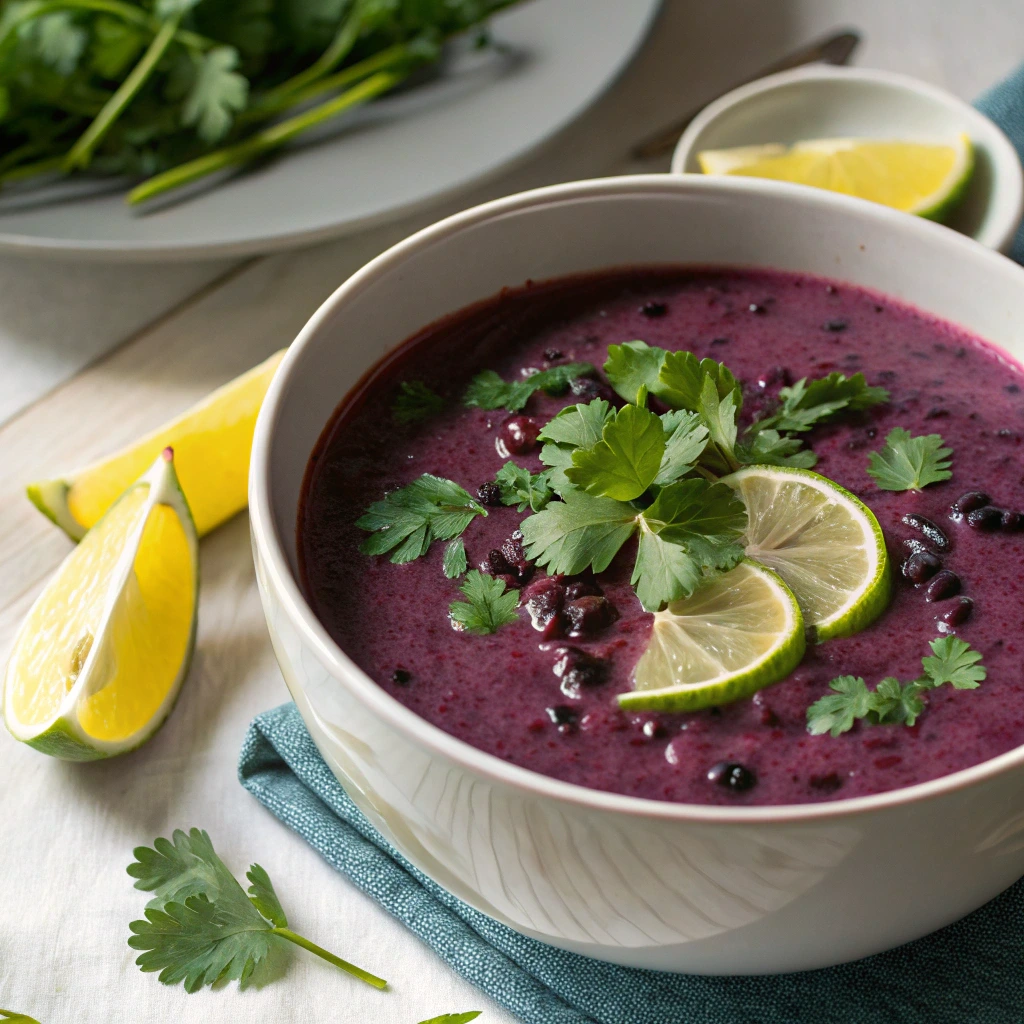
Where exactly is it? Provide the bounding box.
[463,362,595,412]
[417,1014,482,1024]
[656,409,709,483]
[357,474,485,564]
[127,828,386,993]
[807,637,985,736]
[394,381,445,424]
[449,570,519,634]
[867,427,953,491]
[735,428,817,469]
[494,461,554,512]
[603,340,666,403]
[750,373,889,435]
[442,538,467,579]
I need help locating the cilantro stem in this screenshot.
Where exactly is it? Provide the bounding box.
[0,155,65,185]
[65,14,181,171]
[127,69,405,204]
[271,927,387,989]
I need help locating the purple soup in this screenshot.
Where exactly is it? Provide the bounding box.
[299,267,1024,806]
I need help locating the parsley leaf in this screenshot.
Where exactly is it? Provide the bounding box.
[417,1014,482,1024]
[566,400,666,500]
[463,362,595,412]
[442,538,467,579]
[521,489,637,575]
[603,339,666,403]
[807,676,874,737]
[735,428,817,468]
[22,11,87,75]
[751,373,889,435]
[127,829,386,993]
[537,399,613,449]
[494,461,554,512]
[695,374,741,473]
[181,46,249,144]
[869,677,927,726]
[657,350,742,413]
[357,475,486,564]
[449,570,519,634]
[866,428,953,491]
[393,380,445,424]
[921,635,986,689]
[656,409,708,484]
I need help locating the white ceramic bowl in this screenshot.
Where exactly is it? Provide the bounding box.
[671,66,1024,253]
[250,175,1024,974]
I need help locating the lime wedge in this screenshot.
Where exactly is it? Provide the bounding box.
[722,465,890,642]
[619,559,805,712]
[697,134,974,221]
[4,449,198,760]
[28,349,284,541]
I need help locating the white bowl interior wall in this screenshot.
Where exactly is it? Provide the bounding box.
[256,176,1024,974]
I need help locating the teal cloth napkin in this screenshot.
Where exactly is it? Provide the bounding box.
[240,702,1024,1024]
[239,68,1024,1024]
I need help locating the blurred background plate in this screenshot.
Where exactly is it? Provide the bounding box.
[0,0,660,262]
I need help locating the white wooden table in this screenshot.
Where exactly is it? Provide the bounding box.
[2,3,1022,1022]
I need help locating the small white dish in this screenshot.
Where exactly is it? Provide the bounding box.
[671,65,1024,253]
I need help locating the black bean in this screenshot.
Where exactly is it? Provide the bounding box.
[552,647,607,699]
[823,319,848,332]
[707,762,757,792]
[950,491,991,521]
[546,705,579,735]
[1002,510,1024,531]
[392,669,411,686]
[966,507,1004,531]
[563,578,601,601]
[710,337,730,346]
[522,576,565,634]
[924,570,961,602]
[564,595,618,638]
[901,513,949,552]
[640,301,667,318]
[902,550,942,584]
[938,597,973,628]
[748,303,767,315]
[477,481,502,506]
[543,347,563,362]
[808,772,843,793]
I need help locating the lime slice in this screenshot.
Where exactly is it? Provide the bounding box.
[697,134,974,221]
[4,449,198,760]
[28,348,284,541]
[722,465,890,642]
[618,559,805,712]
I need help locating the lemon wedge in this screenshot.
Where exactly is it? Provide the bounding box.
[4,449,198,760]
[722,465,890,642]
[620,560,805,712]
[28,348,284,541]
[697,134,974,221]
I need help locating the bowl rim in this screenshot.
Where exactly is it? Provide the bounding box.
[251,172,1024,825]
[670,64,1024,254]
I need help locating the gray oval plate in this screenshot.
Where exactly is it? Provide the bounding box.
[0,0,660,261]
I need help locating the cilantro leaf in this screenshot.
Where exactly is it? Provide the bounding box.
[603,340,666,403]
[539,442,576,495]
[537,399,613,449]
[632,528,704,611]
[417,1014,482,1024]
[807,676,873,736]
[867,428,953,491]
[566,401,666,500]
[735,428,817,468]
[751,373,889,435]
[393,381,445,424]
[21,11,87,75]
[494,461,553,512]
[696,374,740,472]
[656,409,708,484]
[657,350,741,413]
[442,538,467,579]
[463,362,595,412]
[869,677,927,726]
[127,829,386,992]
[449,570,519,634]
[357,475,486,564]
[921,636,986,690]
[521,489,637,575]
[91,16,145,79]
[181,46,249,144]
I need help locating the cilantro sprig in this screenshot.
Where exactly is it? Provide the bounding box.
[750,372,889,435]
[357,474,485,564]
[127,828,386,993]
[463,362,595,412]
[807,637,985,737]
[449,570,519,634]
[867,427,953,491]
[494,462,554,512]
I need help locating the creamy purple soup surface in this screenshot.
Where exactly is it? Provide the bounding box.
[299,267,1024,807]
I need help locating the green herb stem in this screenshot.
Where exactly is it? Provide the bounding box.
[128,69,404,204]
[0,154,65,185]
[65,14,181,171]
[271,927,387,990]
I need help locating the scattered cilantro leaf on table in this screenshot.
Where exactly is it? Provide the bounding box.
[393,381,446,424]
[449,570,519,634]
[494,462,554,512]
[750,373,889,435]
[127,828,386,993]
[867,428,953,491]
[443,538,468,579]
[566,398,666,501]
[807,638,985,736]
[463,362,595,412]
[417,1014,482,1024]
[357,475,485,564]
